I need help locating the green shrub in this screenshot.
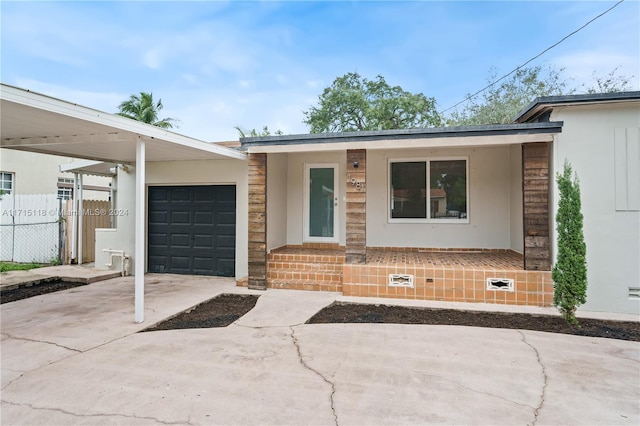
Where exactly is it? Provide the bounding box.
[552,161,588,325]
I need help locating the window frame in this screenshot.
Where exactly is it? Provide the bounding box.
[0,172,14,194]
[57,177,74,200]
[387,156,469,224]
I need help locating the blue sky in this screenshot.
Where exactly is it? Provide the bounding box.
[2,0,638,141]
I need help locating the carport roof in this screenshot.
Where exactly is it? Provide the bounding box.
[0,83,246,163]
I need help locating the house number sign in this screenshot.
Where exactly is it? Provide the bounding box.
[349,175,365,191]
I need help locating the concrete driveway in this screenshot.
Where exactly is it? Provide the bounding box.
[1,274,639,425]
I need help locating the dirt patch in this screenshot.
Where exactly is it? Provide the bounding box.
[142,294,260,331]
[307,302,640,342]
[1,280,86,304]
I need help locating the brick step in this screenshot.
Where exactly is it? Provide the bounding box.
[267,261,343,272]
[267,278,343,293]
[268,253,345,264]
[267,268,342,283]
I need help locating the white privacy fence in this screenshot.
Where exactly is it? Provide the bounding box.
[0,194,63,263]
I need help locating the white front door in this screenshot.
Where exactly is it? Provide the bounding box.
[304,163,339,243]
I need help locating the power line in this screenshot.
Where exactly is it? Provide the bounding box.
[440,0,625,114]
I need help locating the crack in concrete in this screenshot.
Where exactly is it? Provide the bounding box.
[4,333,82,353]
[427,373,536,410]
[518,331,548,426]
[289,326,339,426]
[1,400,196,426]
[1,371,26,391]
[233,321,306,330]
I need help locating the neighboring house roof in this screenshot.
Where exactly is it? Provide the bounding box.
[514,91,640,123]
[214,140,242,149]
[240,122,563,153]
[430,188,447,198]
[0,83,246,163]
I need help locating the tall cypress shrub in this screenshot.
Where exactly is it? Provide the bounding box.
[552,161,587,325]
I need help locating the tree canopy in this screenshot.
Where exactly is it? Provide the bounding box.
[117,92,178,129]
[303,72,442,133]
[234,125,283,138]
[447,66,570,126]
[447,65,635,126]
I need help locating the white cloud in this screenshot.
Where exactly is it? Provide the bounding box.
[142,48,165,70]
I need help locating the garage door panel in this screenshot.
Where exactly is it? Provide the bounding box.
[193,187,216,202]
[193,235,213,248]
[170,211,191,224]
[215,258,235,276]
[148,233,167,246]
[194,211,213,224]
[148,256,167,273]
[149,188,169,201]
[170,188,191,202]
[148,185,236,277]
[217,211,236,225]
[149,211,168,224]
[170,234,190,247]
[216,235,235,250]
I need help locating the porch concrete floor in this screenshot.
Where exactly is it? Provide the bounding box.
[366,248,524,269]
[270,246,524,270]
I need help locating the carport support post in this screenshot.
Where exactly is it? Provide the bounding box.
[134,137,146,323]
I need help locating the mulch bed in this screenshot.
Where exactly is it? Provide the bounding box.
[307,302,640,342]
[4,282,637,342]
[141,294,260,331]
[1,280,86,304]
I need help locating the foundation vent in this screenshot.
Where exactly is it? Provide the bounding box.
[389,274,414,288]
[487,278,514,292]
[629,287,640,299]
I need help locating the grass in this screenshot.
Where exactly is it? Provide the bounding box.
[0,262,45,273]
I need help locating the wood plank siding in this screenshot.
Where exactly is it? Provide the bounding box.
[522,142,551,271]
[248,153,267,289]
[346,149,366,263]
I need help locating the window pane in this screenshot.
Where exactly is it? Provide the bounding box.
[391,162,426,218]
[430,160,467,219]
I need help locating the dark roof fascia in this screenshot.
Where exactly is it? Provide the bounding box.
[514,91,640,123]
[240,122,563,148]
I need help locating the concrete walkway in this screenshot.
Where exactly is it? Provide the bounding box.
[1,274,639,425]
[0,264,121,291]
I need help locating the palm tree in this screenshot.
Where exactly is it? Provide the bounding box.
[116,92,178,129]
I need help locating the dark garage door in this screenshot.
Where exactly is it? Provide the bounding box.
[148,185,236,276]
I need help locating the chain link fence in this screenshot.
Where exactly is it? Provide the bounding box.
[0,221,62,263]
[0,194,64,264]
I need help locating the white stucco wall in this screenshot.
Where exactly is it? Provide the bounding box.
[95,166,136,273]
[267,153,288,251]
[281,146,524,249]
[366,146,517,249]
[0,150,111,200]
[551,102,640,314]
[96,159,248,279]
[286,151,347,245]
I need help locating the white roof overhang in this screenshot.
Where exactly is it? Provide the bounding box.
[242,122,563,154]
[246,132,556,154]
[59,159,118,177]
[0,83,246,163]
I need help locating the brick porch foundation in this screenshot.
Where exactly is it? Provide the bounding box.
[240,245,553,307]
